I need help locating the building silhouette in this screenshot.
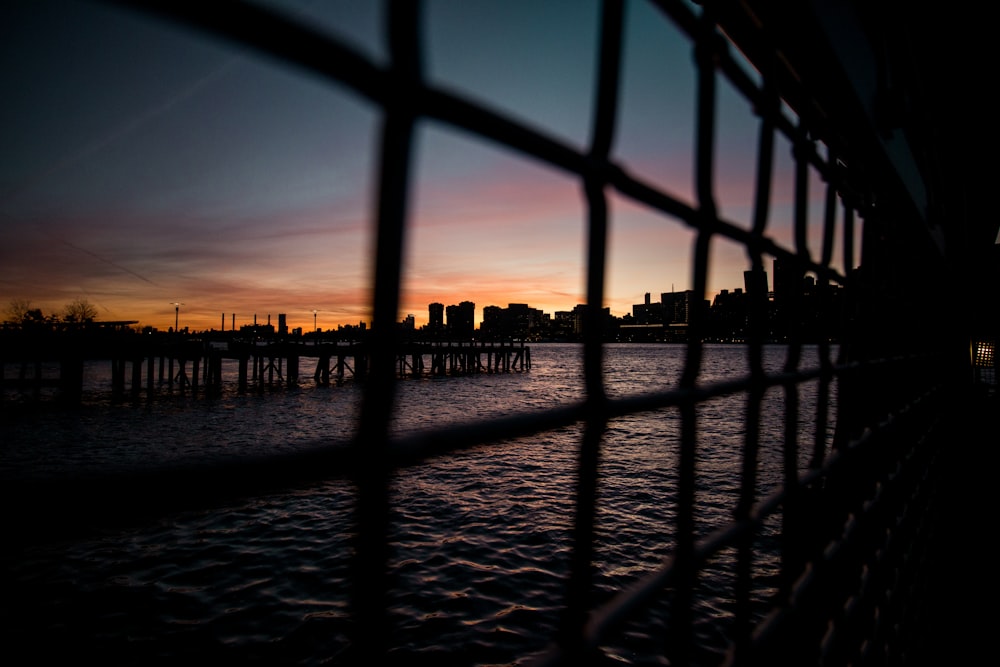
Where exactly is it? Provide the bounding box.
[428,302,444,337]
[445,301,475,339]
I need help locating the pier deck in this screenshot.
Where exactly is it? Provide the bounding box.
[1,336,531,401]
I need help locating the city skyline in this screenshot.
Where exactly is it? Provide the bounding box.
[6,261,786,337]
[1,1,856,333]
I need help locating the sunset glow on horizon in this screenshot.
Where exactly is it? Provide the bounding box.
[1,0,853,333]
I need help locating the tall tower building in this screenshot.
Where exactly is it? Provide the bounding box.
[772,258,795,304]
[446,301,476,339]
[743,267,769,297]
[428,302,444,334]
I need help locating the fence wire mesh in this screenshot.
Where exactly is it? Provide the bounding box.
[6,1,981,665]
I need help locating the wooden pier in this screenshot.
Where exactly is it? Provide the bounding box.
[1,335,531,402]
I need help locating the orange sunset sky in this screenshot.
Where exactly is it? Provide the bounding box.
[1,0,853,333]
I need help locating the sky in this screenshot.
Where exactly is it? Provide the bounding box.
[0,0,850,332]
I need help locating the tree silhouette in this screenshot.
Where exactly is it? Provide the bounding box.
[63,297,98,323]
[5,297,35,324]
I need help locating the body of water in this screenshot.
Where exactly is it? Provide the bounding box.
[1,343,836,665]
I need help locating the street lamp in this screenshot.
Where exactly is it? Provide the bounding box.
[171,302,183,333]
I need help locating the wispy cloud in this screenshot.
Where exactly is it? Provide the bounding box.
[62,241,160,286]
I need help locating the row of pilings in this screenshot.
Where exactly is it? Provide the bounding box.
[2,336,531,403]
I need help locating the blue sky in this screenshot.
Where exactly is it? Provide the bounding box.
[0,0,849,331]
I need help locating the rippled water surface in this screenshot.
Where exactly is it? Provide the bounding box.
[2,344,837,665]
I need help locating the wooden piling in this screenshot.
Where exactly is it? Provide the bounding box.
[287,352,299,385]
[131,356,142,398]
[315,353,330,385]
[238,354,249,391]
